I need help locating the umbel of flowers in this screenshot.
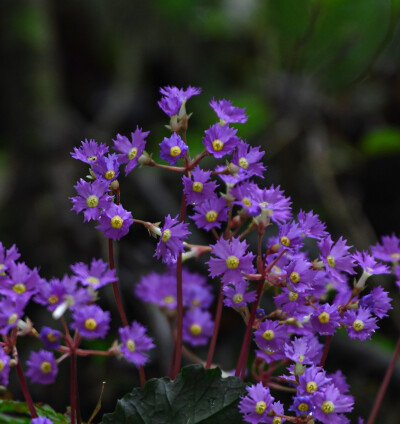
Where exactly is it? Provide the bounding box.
[0,86,398,424]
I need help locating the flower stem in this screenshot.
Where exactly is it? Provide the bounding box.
[70,352,77,424]
[138,365,146,387]
[319,335,332,367]
[366,336,400,424]
[108,238,128,327]
[205,285,224,369]
[15,357,37,418]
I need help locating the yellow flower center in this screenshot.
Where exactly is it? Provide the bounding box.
[128,147,138,160]
[40,361,52,374]
[48,295,59,304]
[85,318,97,331]
[321,400,335,414]
[192,299,201,306]
[163,295,175,304]
[298,402,309,412]
[105,170,115,180]
[262,329,275,340]
[0,360,4,372]
[233,293,244,304]
[190,323,202,336]
[111,215,123,229]
[126,339,136,352]
[47,332,57,343]
[238,157,249,169]
[298,354,305,362]
[13,283,26,294]
[170,146,182,157]
[162,229,171,242]
[192,181,204,192]
[86,195,99,208]
[306,381,318,393]
[272,418,282,424]
[242,197,251,206]
[391,253,400,260]
[318,312,330,324]
[87,155,97,162]
[353,319,364,332]
[326,255,336,267]
[289,291,298,301]
[205,210,218,222]
[86,276,100,285]
[255,401,267,415]
[8,313,18,325]
[289,271,300,283]
[225,255,240,269]
[280,236,290,247]
[212,139,224,151]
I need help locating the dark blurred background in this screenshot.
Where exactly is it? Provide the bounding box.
[1,0,400,422]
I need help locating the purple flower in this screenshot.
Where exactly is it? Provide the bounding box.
[135,271,177,310]
[159,133,188,165]
[284,337,315,365]
[92,154,120,183]
[318,236,356,281]
[223,281,256,308]
[182,308,213,346]
[274,288,313,319]
[182,166,218,205]
[70,178,111,222]
[371,233,400,262]
[253,185,292,224]
[352,250,391,276]
[254,320,289,363]
[0,262,42,301]
[207,237,255,284]
[158,86,201,116]
[40,327,62,350]
[183,275,214,309]
[70,139,108,164]
[313,384,354,423]
[32,418,54,424]
[34,275,77,312]
[113,127,149,175]
[297,365,331,396]
[342,308,378,341]
[190,196,228,231]
[26,350,58,384]
[359,286,392,318]
[239,382,274,424]
[297,210,328,240]
[284,258,317,294]
[154,215,190,264]
[0,350,10,386]
[0,242,20,275]
[209,98,248,124]
[231,141,266,181]
[71,258,117,289]
[290,395,314,417]
[231,182,261,216]
[96,203,133,240]
[71,304,110,339]
[278,222,303,253]
[0,297,28,335]
[119,321,155,367]
[311,304,341,336]
[202,123,240,158]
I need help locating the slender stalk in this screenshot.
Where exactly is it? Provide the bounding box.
[108,238,128,327]
[319,335,332,367]
[138,365,146,387]
[366,336,400,424]
[205,285,224,369]
[70,352,77,424]
[15,359,37,418]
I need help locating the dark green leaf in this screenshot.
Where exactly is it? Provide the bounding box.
[0,400,69,424]
[100,364,247,424]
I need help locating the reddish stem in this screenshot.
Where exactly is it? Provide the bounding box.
[205,285,224,369]
[138,366,146,387]
[15,358,37,418]
[319,335,332,367]
[108,238,128,327]
[366,336,400,424]
[70,352,77,424]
